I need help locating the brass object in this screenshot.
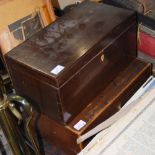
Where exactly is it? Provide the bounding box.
[0,85,41,155]
[8,95,41,155]
[0,98,31,155]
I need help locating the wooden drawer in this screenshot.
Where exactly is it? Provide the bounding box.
[38,59,151,154]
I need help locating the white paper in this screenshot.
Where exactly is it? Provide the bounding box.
[50,65,64,75]
[74,120,86,131]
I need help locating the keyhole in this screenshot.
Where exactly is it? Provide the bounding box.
[101,54,104,62]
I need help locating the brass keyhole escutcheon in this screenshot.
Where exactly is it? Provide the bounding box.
[101,54,104,62]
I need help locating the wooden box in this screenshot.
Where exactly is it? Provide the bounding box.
[5,1,137,124]
[38,59,151,155]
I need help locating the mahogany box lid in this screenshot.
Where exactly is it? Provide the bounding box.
[5,1,136,88]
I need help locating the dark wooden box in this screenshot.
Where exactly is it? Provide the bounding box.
[5,1,137,124]
[38,59,151,155]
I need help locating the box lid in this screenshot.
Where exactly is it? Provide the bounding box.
[5,1,136,88]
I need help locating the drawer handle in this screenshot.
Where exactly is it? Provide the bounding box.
[100,54,104,62]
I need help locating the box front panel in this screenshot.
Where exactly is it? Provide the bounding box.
[60,23,137,123]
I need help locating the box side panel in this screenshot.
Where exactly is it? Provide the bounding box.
[5,57,63,122]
